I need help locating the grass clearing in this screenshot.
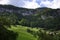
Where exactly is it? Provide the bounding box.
[8,25,37,40]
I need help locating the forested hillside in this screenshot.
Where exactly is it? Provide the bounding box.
[0,5,60,40]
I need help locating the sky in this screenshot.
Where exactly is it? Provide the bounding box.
[0,0,60,9]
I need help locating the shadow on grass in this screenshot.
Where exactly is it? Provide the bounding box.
[0,25,18,40]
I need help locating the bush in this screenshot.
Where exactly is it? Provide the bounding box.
[0,25,18,40]
[37,29,60,40]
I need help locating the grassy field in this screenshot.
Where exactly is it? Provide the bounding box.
[8,25,37,40]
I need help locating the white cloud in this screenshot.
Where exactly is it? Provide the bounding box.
[0,0,40,9]
[23,0,40,9]
[0,0,9,4]
[8,0,25,7]
[0,0,60,9]
[40,0,60,9]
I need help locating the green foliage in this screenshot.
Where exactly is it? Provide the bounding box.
[18,8,60,30]
[0,12,18,40]
[0,26,18,40]
[0,6,60,40]
[0,12,17,25]
[19,18,30,26]
[38,29,60,40]
[9,25,37,40]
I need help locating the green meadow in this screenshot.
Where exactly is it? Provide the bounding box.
[8,25,37,40]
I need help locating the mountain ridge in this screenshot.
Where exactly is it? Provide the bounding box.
[0,5,60,16]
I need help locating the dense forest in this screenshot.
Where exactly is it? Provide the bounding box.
[0,5,60,40]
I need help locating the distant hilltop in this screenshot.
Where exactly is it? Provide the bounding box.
[0,5,60,16]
